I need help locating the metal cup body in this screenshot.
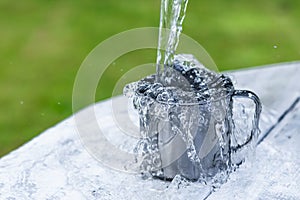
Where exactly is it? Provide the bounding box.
[141,94,232,180]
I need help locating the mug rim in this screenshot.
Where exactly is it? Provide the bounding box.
[134,89,234,106]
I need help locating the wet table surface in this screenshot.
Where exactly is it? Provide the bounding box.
[0,62,299,200]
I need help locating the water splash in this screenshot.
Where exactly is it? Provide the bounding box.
[124,54,261,185]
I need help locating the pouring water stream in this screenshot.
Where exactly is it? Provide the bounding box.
[156,0,189,84]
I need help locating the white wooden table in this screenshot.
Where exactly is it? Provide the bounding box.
[0,63,299,200]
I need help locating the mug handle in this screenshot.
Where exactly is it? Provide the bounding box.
[230,90,262,152]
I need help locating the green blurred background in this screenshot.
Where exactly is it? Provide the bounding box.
[0,0,299,157]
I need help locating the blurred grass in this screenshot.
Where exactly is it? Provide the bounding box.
[0,0,299,157]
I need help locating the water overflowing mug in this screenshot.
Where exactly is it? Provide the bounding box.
[124,62,261,182]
